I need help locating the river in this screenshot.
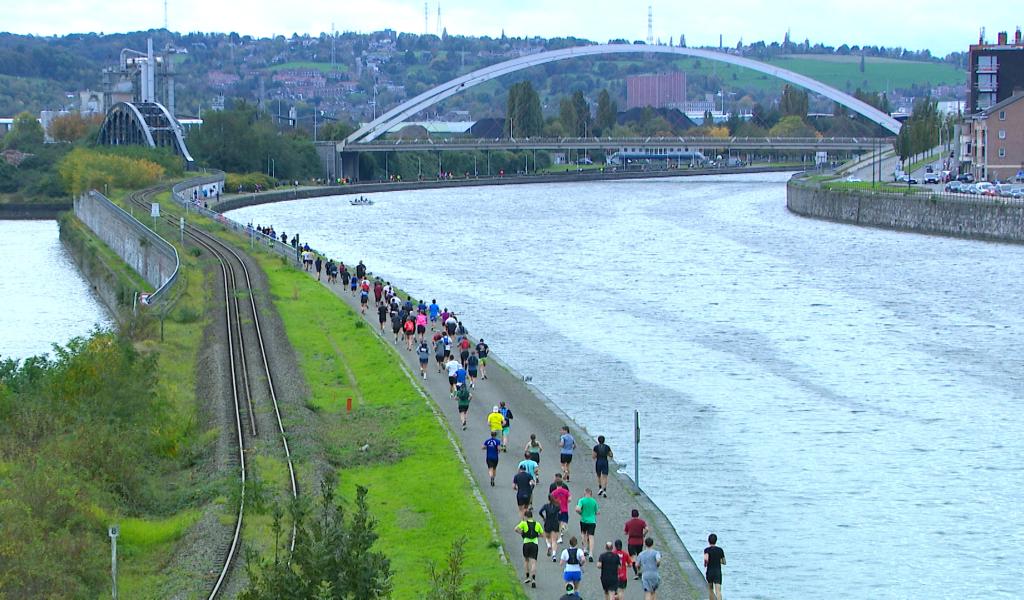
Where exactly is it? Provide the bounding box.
[0,220,110,361]
[227,172,1023,599]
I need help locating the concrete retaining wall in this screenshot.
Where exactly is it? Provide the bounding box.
[787,179,1024,243]
[73,191,178,298]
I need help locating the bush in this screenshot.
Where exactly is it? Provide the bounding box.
[225,172,277,193]
[57,147,166,195]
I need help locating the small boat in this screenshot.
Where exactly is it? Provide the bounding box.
[350,196,374,206]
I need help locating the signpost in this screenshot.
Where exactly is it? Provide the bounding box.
[109,524,119,600]
[150,202,160,230]
[179,217,185,244]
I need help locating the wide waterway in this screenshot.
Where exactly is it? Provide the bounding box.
[0,220,110,361]
[228,172,1023,599]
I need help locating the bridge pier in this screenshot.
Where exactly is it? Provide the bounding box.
[340,151,361,182]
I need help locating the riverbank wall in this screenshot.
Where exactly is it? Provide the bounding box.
[215,165,797,212]
[73,191,180,300]
[59,214,140,324]
[0,202,72,219]
[787,175,1024,243]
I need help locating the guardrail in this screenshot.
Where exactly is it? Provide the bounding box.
[81,190,181,305]
[170,170,301,264]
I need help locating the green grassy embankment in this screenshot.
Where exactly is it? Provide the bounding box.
[0,192,217,599]
[245,248,523,598]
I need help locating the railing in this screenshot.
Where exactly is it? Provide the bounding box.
[790,172,1024,207]
[352,135,893,149]
[170,170,301,264]
[82,190,181,305]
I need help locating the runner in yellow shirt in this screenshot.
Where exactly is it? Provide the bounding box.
[487,406,505,449]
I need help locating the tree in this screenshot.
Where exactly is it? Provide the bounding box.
[423,537,505,600]
[240,480,391,600]
[4,112,44,150]
[47,113,101,143]
[595,89,618,134]
[779,85,809,119]
[505,81,542,138]
[769,115,817,137]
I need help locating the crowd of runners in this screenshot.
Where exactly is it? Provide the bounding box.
[305,255,727,600]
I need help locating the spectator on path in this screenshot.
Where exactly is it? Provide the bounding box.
[624,509,649,579]
[637,537,663,600]
[598,540,621,600]
[593,435,613,497]
[576,488,599,561]
[704,533,726,600]
[559,425,576,481]
[515,509,543,589]
[560,537,586,587]
[482,431,501,487]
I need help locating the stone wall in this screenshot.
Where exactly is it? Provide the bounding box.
[787,179,1024,243]
[73,191,179,297]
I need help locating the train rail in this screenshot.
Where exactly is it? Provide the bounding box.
[126,186,298,598]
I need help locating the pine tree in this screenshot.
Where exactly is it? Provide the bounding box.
[596,89,618,135]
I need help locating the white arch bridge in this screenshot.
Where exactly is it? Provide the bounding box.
[343,43,902,149]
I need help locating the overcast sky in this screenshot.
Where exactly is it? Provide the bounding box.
[3,0,1020,56]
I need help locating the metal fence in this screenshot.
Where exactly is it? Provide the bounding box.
[170,170,301,264]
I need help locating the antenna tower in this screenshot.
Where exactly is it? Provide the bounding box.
[424,2,429,34]
[163,0,168,30]
[647,5,653,45]
[437,3,442,37]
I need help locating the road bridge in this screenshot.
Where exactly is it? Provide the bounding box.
[351,136,890,153]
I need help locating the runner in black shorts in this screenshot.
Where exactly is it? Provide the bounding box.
[377,303,388,332]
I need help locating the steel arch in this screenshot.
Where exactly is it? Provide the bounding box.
[98,101,195,164]
[345,44,902,145]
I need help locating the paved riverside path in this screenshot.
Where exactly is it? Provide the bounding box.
[305,271,705,599]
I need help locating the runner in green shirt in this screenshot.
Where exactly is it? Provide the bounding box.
[455,383,471,430]
[575,487,600,562]
[515,509,544,588]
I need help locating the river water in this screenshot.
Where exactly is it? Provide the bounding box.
[0,220,110,361]
[228,173,1023,599]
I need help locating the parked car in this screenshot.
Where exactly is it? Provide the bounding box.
[964,183,979,194]
[975,182,997,196]
[845,175,863,182]
[945,181,962,193]
[897,175,919,184]
[923,172,941,184]
[956,173,976,183]
[996,183,1016,197]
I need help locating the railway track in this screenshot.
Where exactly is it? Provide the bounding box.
[126,186,298,598]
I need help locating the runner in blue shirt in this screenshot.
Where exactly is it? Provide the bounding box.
[559,425,576,482]
[482,431,502,487]
[429,299,440,324]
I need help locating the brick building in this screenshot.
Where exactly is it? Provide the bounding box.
[626,72,687,110]
[967,29,1024,113]
[969,91,1024,182]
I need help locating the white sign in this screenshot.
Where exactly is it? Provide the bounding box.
[150,203,160,218]
[815,151,828,165]
[180,217,185,231]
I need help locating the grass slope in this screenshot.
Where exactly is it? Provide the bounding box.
[252,252,522,598]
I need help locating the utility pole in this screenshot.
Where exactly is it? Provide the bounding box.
[634,410,640,489]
